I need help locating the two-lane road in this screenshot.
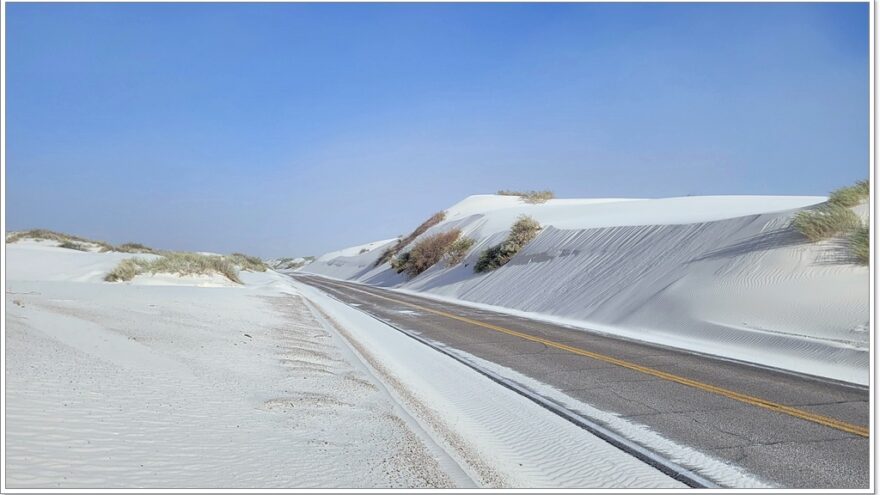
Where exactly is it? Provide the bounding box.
[291,273,870,488]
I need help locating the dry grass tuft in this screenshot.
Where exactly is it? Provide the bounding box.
[793,204,861,242]
[229,252,267,272]
[105,252,242,284]
[828,179,869,208]
[7,229,114,251]
[850,225,869,265]
[115,242,159,254]
[58,240,89,251]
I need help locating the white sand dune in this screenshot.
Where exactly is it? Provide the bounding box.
[302,194,869,385]
[6,240,702,488]
[5,242,460,488]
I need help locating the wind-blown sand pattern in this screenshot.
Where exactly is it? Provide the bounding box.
[5,242,456,488]
[302,195,869,384]
[6,239,695,488]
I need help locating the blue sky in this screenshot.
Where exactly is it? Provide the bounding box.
[6,3,869,257]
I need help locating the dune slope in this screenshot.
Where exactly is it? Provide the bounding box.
[302,195,869,385]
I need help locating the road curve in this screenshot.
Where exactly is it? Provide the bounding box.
[291,273,869,489]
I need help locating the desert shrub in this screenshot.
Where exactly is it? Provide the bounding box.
[828,179,869,208]
[850,225,869,265]
[105,252,242,284]
[58,240,89,251]
[398,229,462,277]
[445,237,475,266]
[793,204,861,242]
[116,242,158,254]
[359,248,369,254]
[375,211,447,267]
[496,190,555,204]
[475,215,542,273]
[229,252,267,272]
[390,251,411,273]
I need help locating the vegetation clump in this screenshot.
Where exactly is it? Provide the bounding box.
[272,256,315,270]
[391,229,462,277]
[792,178,867,241]
[389,251,411,274]
[6,229,163,254]
[229,252,267,272]
[444,237,476,266]
[475,215,542,273]
[116,242,159,254]
[850,225,869,265]
[6,229,114,251]
[375,211,447,267]
[105,252,242,284]
[828,180,869,208]
[792,204,861,242]
[496,190,555,204]
[58,240,89,251]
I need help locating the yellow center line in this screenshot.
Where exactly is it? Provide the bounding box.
[323,279,869,438]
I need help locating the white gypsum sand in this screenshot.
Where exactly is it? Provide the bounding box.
[302,194,869,385]
[4,241,461,488]
[291,280,689,488]
[5,240,694,488]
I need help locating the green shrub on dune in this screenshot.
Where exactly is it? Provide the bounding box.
[444,237,476,266]
[475,215,542,273]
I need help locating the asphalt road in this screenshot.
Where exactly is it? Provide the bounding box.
[291,273,870,489]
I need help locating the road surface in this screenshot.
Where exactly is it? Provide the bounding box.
[291,273,869,488]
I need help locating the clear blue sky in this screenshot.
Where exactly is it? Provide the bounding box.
[6,3,869,257]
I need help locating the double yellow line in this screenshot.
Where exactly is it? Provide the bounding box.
[326,279,869,438]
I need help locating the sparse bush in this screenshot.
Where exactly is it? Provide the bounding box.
[58,240,89,251]
[496,190,555,204]
[399,229,461,277]
[445,237,475,266]
[475,215,542,273]
[390,251,411,274]
[793,204,861,242]
[116,242,158,254]
[359,248,369,254]
[105,252,242,284]
[850,225,869,265]
[828,180,869,208]
[229,252,267,272]
[375,211,447,267]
